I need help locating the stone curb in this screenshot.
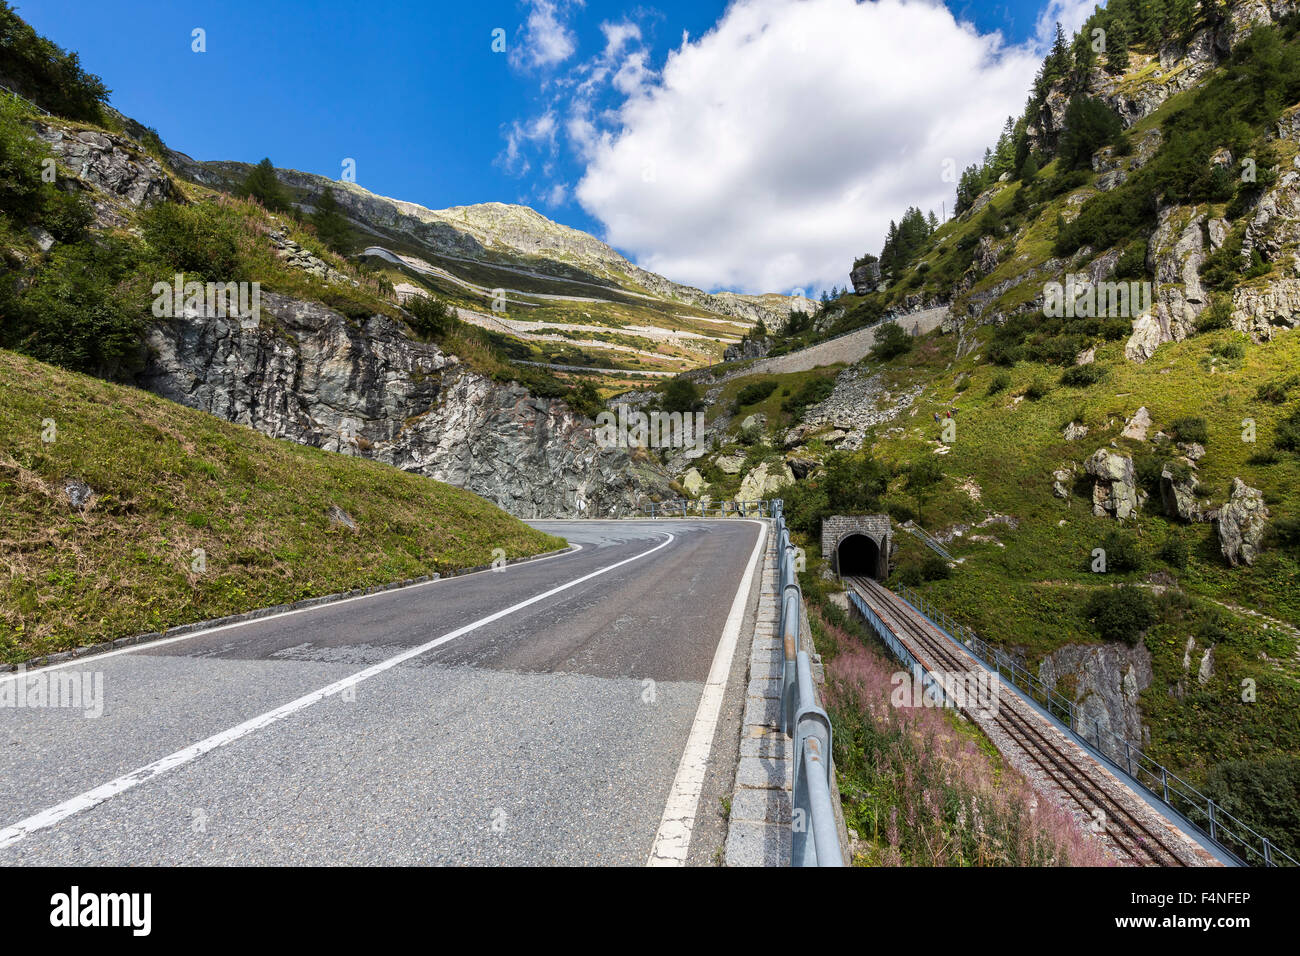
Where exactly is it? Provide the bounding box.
[6,545,576,673]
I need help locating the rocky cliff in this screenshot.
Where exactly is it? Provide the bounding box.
[138,292,669,518]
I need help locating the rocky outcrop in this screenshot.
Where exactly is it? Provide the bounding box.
[33,122,172,227]
[1159,460,1203,522]
[850,259,881,294]
[1231,279,1300,339]
[1039,642,1153,755]
[269,230,354,286]
[1243,168,1300,271]
[1127,207,1206,362]
[682,467,707,497]
[723,336,772,362]
[1216,477,1270,566]
[738,460,794,501]
[1085,449,1139,520]
[137,291,670,517]
[1121,407,1151,441]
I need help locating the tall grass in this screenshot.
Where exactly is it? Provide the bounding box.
[812,603,1110,866]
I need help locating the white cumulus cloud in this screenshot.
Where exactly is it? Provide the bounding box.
[574,0,1048,294]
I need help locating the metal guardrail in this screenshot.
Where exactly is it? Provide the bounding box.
[642,498,774,518]
[898,520,952,560]
[773,500,843,867]
[647,497,842,863]
[891,583,1295,868]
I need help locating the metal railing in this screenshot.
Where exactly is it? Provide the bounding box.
[0,83,51,116]
[898,520,952,560]
[772,500,843,866]
[641,498,774,518]
[889,583,1295,868]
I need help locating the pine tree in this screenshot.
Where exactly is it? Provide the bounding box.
[1106,19,1131,74]
[311,187,351,253]
[927,210,939,231]
[241,158,289,212]
[1169,0,1196,36]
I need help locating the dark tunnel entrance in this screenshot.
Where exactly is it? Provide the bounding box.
[836,534,882,579]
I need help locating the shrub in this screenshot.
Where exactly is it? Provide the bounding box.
[1158,534,1189,569]
[987,372,1012,395]
[1023,379,1050,401]
[1060,363,1108,387]
[1275,407,1300,453]
[1084,587,1156,644]
[1196,298,1234,332]
[1171,416,1208,445]
[1113,240,1148,280]
[869,322,913,361]
[780,376,835,416]
[1203,758,1300,864]
[404,294,454,340]
[3,237,144,376]
[661,377,702,414]
[732,379,777,411]
[141,201,246,280]
[1098,529,1145,573]
[1214,339,1246,360]
[1255,375,1300,404]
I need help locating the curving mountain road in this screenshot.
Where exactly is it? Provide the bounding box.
[0,520,766,866]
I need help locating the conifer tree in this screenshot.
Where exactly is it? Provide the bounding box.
[241,158,289,213]
[311,187,351,253]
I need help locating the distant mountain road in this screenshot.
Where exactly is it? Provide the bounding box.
[0,520,765,866]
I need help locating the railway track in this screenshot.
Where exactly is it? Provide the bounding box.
[844,576,1202,867]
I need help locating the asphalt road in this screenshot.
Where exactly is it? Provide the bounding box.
[0,519,765,866]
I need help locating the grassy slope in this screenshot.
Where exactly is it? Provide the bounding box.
[0,349,564,664]
[727,319,1300,784]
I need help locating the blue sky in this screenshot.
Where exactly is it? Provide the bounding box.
[16,0,1097,294]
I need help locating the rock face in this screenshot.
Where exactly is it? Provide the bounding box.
[1216,477,1270,566]
[723,336,771,362]
[1160,460,1203,522]
[1232,278,1300,340]
[1127,207,1206,362]
[850,259,881,295]
[1039,642,1154,755]
[737,460,794,501]
[137,292,670,517]
[681,467,707,497]
[1085,449,1139,520]
[1121,407,1152,441]
[33,122,172,227]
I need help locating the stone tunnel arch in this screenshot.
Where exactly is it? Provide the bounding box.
[835,534,881,577]
[820,514,892,580]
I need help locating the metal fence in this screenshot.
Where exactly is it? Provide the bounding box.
[773,501,843,866]
[645,496,843,864]
[897,520,952,560]
[641,498,775,518]
[891,583,1295,868]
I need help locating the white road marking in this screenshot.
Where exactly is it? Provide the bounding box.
[0,544,583,683]
[0,535,669,849]
[648,519,768,865]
